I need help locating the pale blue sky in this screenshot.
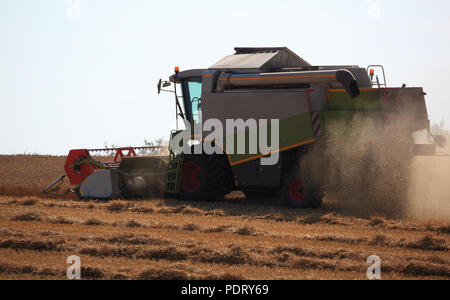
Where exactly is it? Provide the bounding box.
[1,0,450,154]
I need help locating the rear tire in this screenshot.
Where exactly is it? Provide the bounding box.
[282,168,323,208]
[180,154,231,202]
[281,149,324,209]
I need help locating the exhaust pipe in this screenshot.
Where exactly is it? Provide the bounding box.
[218,69,360,98]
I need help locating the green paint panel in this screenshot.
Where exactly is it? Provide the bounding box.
[323,111,359,126]
[226,112,314,165]
[322,110,384,146]
[329,90,382,111]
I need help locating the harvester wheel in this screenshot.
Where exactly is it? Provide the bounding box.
[281,149,324,209]
[180,154,230,202]
[282,169,323,208]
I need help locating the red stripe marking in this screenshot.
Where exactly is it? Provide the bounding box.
[314,125,321,136]
[312,113,319,124]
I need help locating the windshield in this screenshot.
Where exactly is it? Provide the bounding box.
[182,78,202,124]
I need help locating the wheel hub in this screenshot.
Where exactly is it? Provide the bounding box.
[181,161,201,193]
[289,179,306,203]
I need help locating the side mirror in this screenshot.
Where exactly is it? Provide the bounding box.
[158,80,172,94]
[157,79,162,94]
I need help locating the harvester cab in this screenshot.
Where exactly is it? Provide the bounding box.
[43,47,446,209]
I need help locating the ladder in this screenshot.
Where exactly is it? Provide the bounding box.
[165,153,184,195]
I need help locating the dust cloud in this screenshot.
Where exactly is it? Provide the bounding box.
[300,113,450,220]
[301,114,414,218]
[408,156,450,220]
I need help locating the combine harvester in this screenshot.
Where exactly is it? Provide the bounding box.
[42,47,446,208]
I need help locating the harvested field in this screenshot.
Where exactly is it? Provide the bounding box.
[0,155,449,280]
[0,155,111,199]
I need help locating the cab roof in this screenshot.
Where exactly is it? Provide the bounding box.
[209,47,311,72]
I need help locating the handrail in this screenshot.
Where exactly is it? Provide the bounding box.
[367,65,387,88]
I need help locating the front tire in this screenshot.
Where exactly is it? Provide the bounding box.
[180,154,230,202]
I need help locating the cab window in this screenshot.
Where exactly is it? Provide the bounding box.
[182,78,202,124]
